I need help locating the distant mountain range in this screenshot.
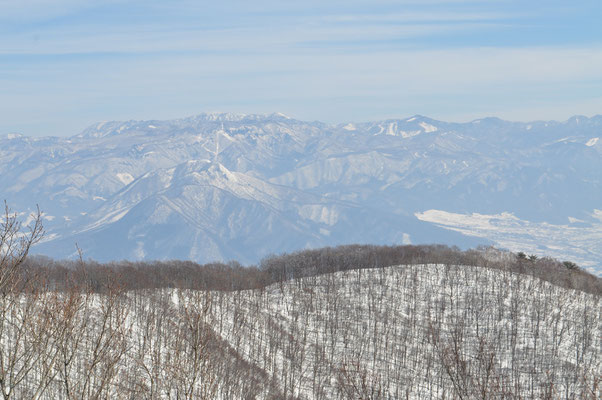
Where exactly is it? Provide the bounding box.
[2,112,601,273]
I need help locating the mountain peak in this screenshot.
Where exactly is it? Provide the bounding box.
[270,112,291,119]
[471,116,505,124]
[405,114,428,122]
[566,115,589,124]
[1,133,24,140]
[187,112,291,123]
[76,120,137,138]
[189,112,250,122]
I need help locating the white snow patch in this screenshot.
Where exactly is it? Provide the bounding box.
[116,172,135,185]
[386,122,397,136]
[82,208,129,232]
[38,233,58,243]
[93,196,106,201]
[416,209,602,275]
[22,213,37,226]
[342,123,356,131]
[134,241,145,258]
[148,125,157,129]
[400,130,422,138]
[406,117,416,122]
[299,205,339,226]
[419,122,438,132]
[591,209,602,222]
[586,137,599,146]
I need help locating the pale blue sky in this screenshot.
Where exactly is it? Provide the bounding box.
[1,0,601,136]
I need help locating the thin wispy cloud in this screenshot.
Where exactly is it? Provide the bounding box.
[1,0,601,136]
[0,6,509,56]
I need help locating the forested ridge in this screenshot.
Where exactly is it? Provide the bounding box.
[19,244,600,296]
[0,206,600,399]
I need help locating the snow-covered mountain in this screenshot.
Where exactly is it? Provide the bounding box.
[2,112,601,272]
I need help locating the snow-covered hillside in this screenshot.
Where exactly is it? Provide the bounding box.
[210,264,600,399]
[2,263,599,399]
[1,112,601,272]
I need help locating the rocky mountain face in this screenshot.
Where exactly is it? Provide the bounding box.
[1,113,601,271]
